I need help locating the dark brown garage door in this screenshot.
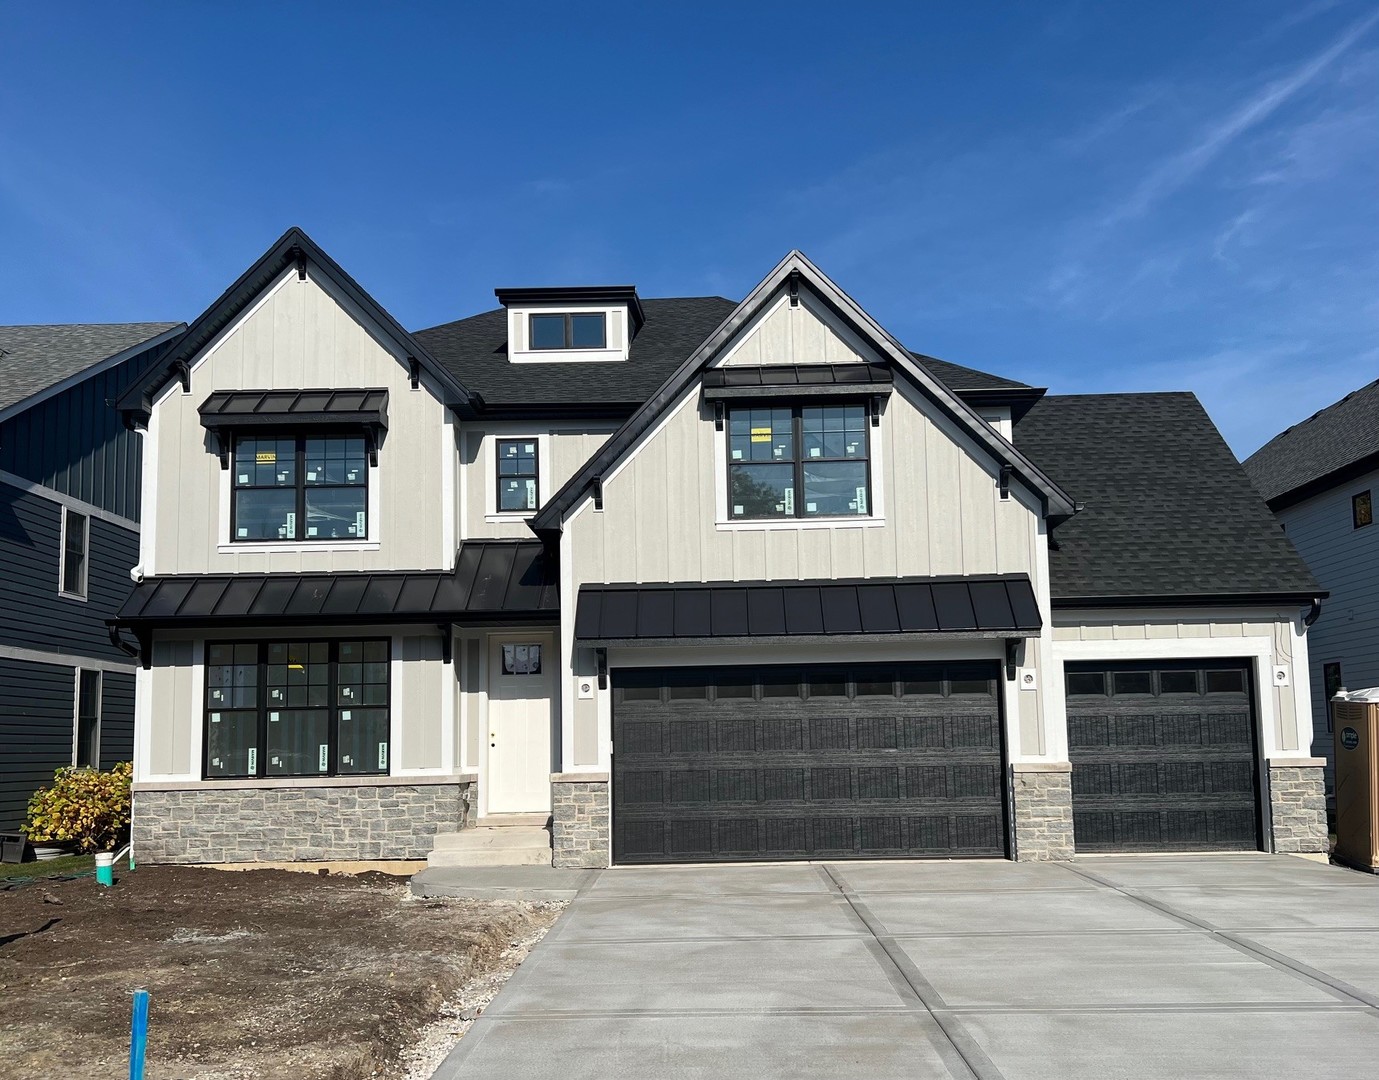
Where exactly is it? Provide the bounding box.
[1065,660,1261,852]
[611,662,1008,864]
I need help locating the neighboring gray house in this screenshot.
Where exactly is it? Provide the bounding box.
[1244,379,1379,802]
[110,227,1328,869]
[0,323,186,832]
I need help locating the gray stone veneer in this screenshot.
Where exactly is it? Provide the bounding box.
[1011,763,1075,862]
[133,780,474,863]
[551,775,611,868]
[1267,760,1329,854]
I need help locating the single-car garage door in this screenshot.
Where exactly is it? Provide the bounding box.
[1065,660,1261,852]
[612,662,1007,864]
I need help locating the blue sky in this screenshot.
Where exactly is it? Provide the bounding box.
[1,2,1375,456]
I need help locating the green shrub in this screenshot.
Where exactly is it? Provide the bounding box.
[23,762,132,853]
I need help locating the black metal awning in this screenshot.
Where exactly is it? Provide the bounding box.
[198,388,389,435]
[110,541,556,632]
[701,364,893,400]
[574,574,1041,646]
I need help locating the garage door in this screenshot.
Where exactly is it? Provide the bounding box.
[611,662,1007,864]
[1065,660,1261,852]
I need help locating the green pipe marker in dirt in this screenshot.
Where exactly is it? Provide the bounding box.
[96,852,115,887]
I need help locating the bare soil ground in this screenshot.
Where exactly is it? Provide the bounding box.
[0,865,562,1079]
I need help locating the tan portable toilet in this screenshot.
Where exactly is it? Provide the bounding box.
[1332,688,1379,873]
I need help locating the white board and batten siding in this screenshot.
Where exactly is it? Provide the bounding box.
[560,288,1057,771]
[1272,467,1379,769]
[143,267,453,577]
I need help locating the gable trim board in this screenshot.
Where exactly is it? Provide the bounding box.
[530,251,1076,537]
[115,227,478,428]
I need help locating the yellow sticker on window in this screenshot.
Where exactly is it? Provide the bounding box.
[750,426,773,444]
[256,451,276,464]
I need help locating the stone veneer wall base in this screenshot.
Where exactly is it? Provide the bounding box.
[551,774,611,868]
[133,781,474,864]
[1011,763,1075,862]
[1267,760,1329,855]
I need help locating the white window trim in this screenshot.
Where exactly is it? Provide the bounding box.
[507,303,628,364]
[484,433,551,522]
[713,402,887,530]
[58,505,90,601]
[72,668,102,768]
[217,443,381,552]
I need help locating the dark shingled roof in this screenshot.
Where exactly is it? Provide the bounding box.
[413,299,1031,410]
[1242,378,1379,507]
[0,323,181,412]
[1015,393,1320,603]
[414,298,738,408]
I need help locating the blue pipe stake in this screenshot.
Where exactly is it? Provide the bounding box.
[129,989,149,1080]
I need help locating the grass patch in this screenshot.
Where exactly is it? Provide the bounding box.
[0,853,95,882]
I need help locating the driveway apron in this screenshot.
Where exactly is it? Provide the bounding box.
[432,856,1379,1080]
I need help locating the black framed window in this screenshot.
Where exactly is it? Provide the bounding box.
[529,312,607,350]
[60,507,88,597]
[496,439,540,512]
[1354,490,1372,529]
[74,669,101,767]
[204,639,390,779]
[232,435,368,542]
[727,403,870,519]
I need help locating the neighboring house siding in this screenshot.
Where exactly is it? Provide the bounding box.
[0,481,140,662]
[461,427,615,540]
[99,669,136,771]
[1273,467,1379,772]
[146,269,452,576]
[0,657,76,832]
[0,335,178,521]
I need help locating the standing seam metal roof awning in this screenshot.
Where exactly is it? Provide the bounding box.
[197,388,389,433]
[110,541,556,628]
[573,575,1041,644]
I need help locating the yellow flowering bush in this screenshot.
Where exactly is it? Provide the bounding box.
[23,761,132,853]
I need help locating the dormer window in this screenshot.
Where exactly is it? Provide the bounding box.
[530,312,607,351]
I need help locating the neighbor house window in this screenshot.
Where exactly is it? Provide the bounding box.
[59,506,89,598]
[727,403,870,519]
[204,640,390,779]
[496,439,539,512]
[529,312,607,350]
[231,436,368,542]
[1354,491,1372,529]
[74,669,101,767]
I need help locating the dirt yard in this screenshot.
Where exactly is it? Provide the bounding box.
[0,865,562,1079]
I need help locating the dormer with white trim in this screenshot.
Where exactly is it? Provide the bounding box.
[497,286,644,364]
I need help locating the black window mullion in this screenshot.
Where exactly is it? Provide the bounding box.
[295,439,307,541]
[257,642,268,778]
[792,408,805,518]
[564,313,573,348]
[328,640,340,778]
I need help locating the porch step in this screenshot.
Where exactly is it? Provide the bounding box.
[426,823,552,867]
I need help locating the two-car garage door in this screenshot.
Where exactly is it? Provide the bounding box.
[611,662,1007,864]
[1065,660,1262,852]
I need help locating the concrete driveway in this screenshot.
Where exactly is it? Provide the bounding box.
[433,855,1379,1079]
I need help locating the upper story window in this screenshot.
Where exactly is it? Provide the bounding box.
[1354,490,1372,529]
[496,439,540,513]
[59,506,89,599]
[529,312,607,351]
[727,403,870,519]
[232,435,368,542]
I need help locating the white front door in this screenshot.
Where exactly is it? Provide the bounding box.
[486,633,555,814]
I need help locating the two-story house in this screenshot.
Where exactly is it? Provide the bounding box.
[0,321,184,832]
[109,227,1327,868]
[1245,379,1379,808]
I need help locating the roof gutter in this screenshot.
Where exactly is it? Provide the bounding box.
[1051,591,1329,609]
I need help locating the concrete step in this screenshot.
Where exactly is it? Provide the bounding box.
[475,813,552,828]
[431,827,551,852]
[427,845,552,868]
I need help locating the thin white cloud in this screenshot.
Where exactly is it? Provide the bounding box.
[1103,8,1379,224]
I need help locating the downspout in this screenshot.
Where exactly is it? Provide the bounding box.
[1303,596,1323,628]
